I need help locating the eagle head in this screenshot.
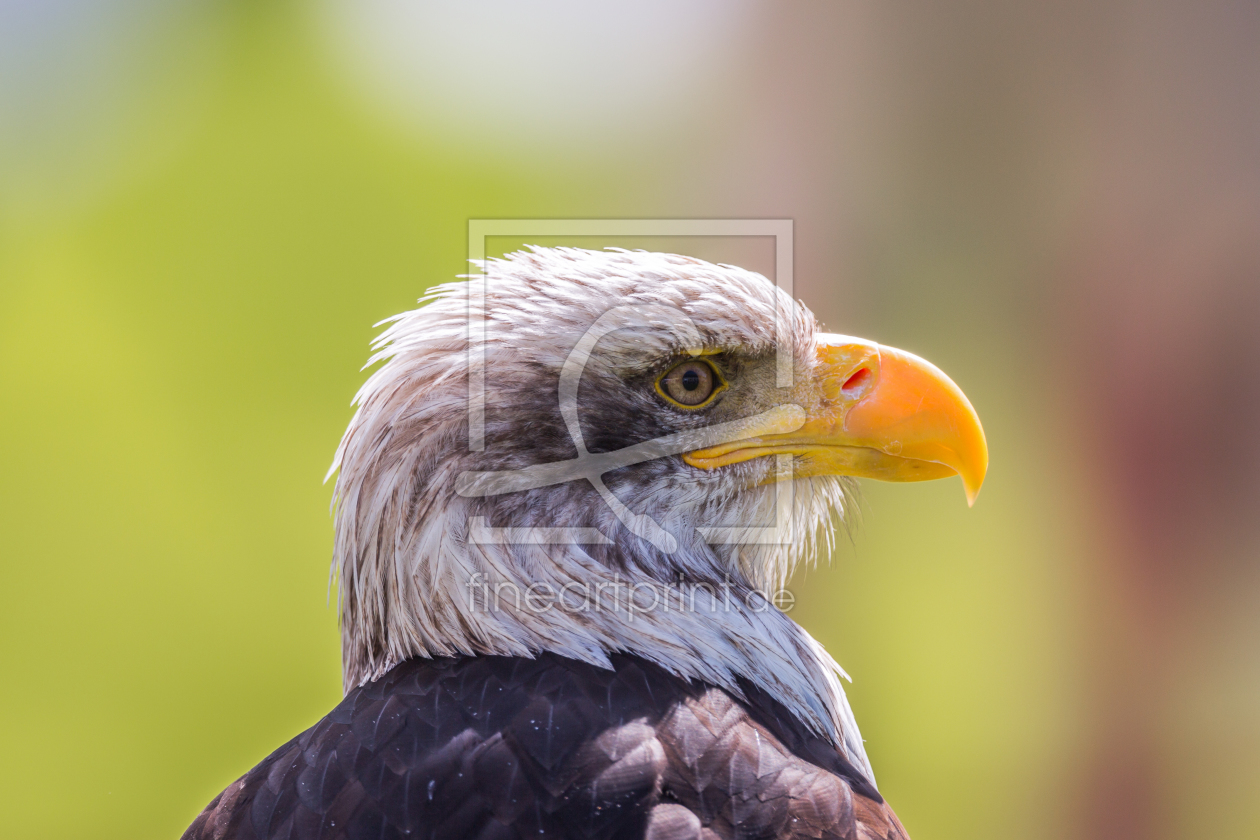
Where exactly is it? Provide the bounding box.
[328,247,986,778]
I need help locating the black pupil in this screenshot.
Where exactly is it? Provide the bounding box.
[681,369,701,391]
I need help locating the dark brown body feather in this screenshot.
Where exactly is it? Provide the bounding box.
[184,654,908,840]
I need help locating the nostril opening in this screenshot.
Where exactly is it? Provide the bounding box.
[841,367,871,395]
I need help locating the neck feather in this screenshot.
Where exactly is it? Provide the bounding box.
[332,480,874,784]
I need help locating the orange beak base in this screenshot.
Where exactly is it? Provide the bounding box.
[683,334,989,505]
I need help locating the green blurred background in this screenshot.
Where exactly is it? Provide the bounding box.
[2,2,1257,838]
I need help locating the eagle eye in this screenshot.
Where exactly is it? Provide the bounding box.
[656,358,725,409]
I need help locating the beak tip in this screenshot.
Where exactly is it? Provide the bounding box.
[961,463,987,507]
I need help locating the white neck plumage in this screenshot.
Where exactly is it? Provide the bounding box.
[332,464,875,785]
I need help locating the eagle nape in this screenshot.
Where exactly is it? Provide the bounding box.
[183,247,987,840]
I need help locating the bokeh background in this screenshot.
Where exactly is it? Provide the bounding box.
[2,2,1258,838]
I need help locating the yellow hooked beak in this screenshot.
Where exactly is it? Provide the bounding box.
[683,334,989,505]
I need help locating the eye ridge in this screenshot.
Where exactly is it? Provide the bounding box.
[654,358,727,410]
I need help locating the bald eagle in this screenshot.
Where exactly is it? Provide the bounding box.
[184,248,987,840]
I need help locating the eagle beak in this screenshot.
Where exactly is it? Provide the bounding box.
[683,333,989,505]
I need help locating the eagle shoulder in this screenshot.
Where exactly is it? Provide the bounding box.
[183,654,907,840]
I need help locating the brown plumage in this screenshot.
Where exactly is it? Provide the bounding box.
[184,654,907,840]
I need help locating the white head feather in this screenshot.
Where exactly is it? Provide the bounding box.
[327,247,873,781]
